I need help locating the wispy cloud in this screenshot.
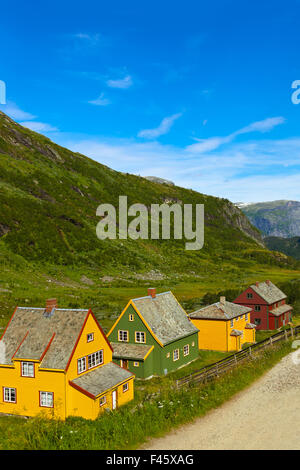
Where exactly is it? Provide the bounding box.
[55,126,300,203]
[138,113,182,139]
[88,93,111,106]
[0,101,58,133]
[186,117,285,154]
[0,101,36,121]
[72,32,103,47]
[106,75,133,89]
[19,121,58,132]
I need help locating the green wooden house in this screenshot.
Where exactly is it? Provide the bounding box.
[107,288,199,379]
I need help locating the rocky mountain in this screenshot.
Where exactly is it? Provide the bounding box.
[239,200,300,238]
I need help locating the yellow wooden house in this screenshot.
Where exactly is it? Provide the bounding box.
[0,299,134,420]
[188,297,256,351]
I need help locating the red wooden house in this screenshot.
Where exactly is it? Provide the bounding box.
[233,280,293,330]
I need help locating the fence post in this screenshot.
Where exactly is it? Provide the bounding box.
[249,346,252,356]
[270,336,273,346]
[291,327,294,338]
[234,354,237,364]
[284,329,288,341]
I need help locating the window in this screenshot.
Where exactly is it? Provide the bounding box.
[240,315,244,320]
[118,330,128,342]
[21,361,34,377]
[3,387,16,403]
[77,356,86,374]
[123,383,129,393]
[230,319,234,327]
[133,361,139,367]
[129,314,134,321]
[87,333,94,342]
[247,293,253,299]
[245,313,248,321]
[173,349,179,361]
[88,350,103,369]
[99,396,106,406]
[135,331,146,343]
[166,352,170,358]
[192,341,195,347]
[254,318,261,326]
[183,345,189,356]
[255,305,261,311]
[40,391,53,408]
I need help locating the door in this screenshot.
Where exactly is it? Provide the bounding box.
[112,390,117,410]
[120,359,128,369]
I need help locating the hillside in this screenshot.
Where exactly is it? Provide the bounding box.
[265,236,300,260]
[0,111,299,327]
[239,200,300,238]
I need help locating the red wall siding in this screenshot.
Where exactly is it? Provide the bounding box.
[234,287,269,330]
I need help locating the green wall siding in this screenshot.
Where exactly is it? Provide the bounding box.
[109,303,199,378]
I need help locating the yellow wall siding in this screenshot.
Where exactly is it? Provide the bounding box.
[66,312,113,381]
[190,319,228,351]
[67,377,134,420]
[190,315,255,352]
[0,362,66,419]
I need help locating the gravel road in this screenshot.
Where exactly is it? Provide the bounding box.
[144,351,300,450]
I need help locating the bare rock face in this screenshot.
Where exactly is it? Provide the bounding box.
[239,200,300,238]
[144,176,175,186]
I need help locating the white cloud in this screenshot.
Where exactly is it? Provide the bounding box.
[88,93,111,106]
[186,116,285,154]
[0,101,36,121]
[138,113,182,139]
[54,131,300,203]
[73,32,102,46]
[106,75,133,89]
[19,121,58,132]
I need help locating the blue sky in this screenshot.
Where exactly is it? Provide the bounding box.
[1,0,300,202]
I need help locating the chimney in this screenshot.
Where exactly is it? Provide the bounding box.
[220,296,226,305]
[45,298,57,313]
[148,288,156,299]
[256,281,259,287]
[266,280,270,285]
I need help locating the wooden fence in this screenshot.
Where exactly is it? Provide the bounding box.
[176,325,300,389]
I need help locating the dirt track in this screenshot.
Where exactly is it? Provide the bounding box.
[144,351,300,450]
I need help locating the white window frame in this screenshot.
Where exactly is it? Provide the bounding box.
[230,319,234,327]
[183,344,190,357]
[88,350,103,369]
[40,391,53,408]
[245,313,248,321]
[118,330,129,342]
[3,387,16,403]
[77,356,87,374]
[135,331,146,344]
[129,314,134,322]
[99,395,106,406]
[133,361,139,367]
[87,333,94,343]
[173,349,179,361]
[21,361,34,377]
[123,383,129,393]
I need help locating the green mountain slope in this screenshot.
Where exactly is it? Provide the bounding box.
[0,111,299,325]
[265,236,300,260]
[239,200,300,237]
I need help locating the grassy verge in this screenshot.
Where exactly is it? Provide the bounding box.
[0,339,294,450]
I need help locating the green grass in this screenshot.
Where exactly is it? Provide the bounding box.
[0,339,294,450]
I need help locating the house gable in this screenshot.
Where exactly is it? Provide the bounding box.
[107,301,162,347]
[234,286,268,306]
[66,310,113,380]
